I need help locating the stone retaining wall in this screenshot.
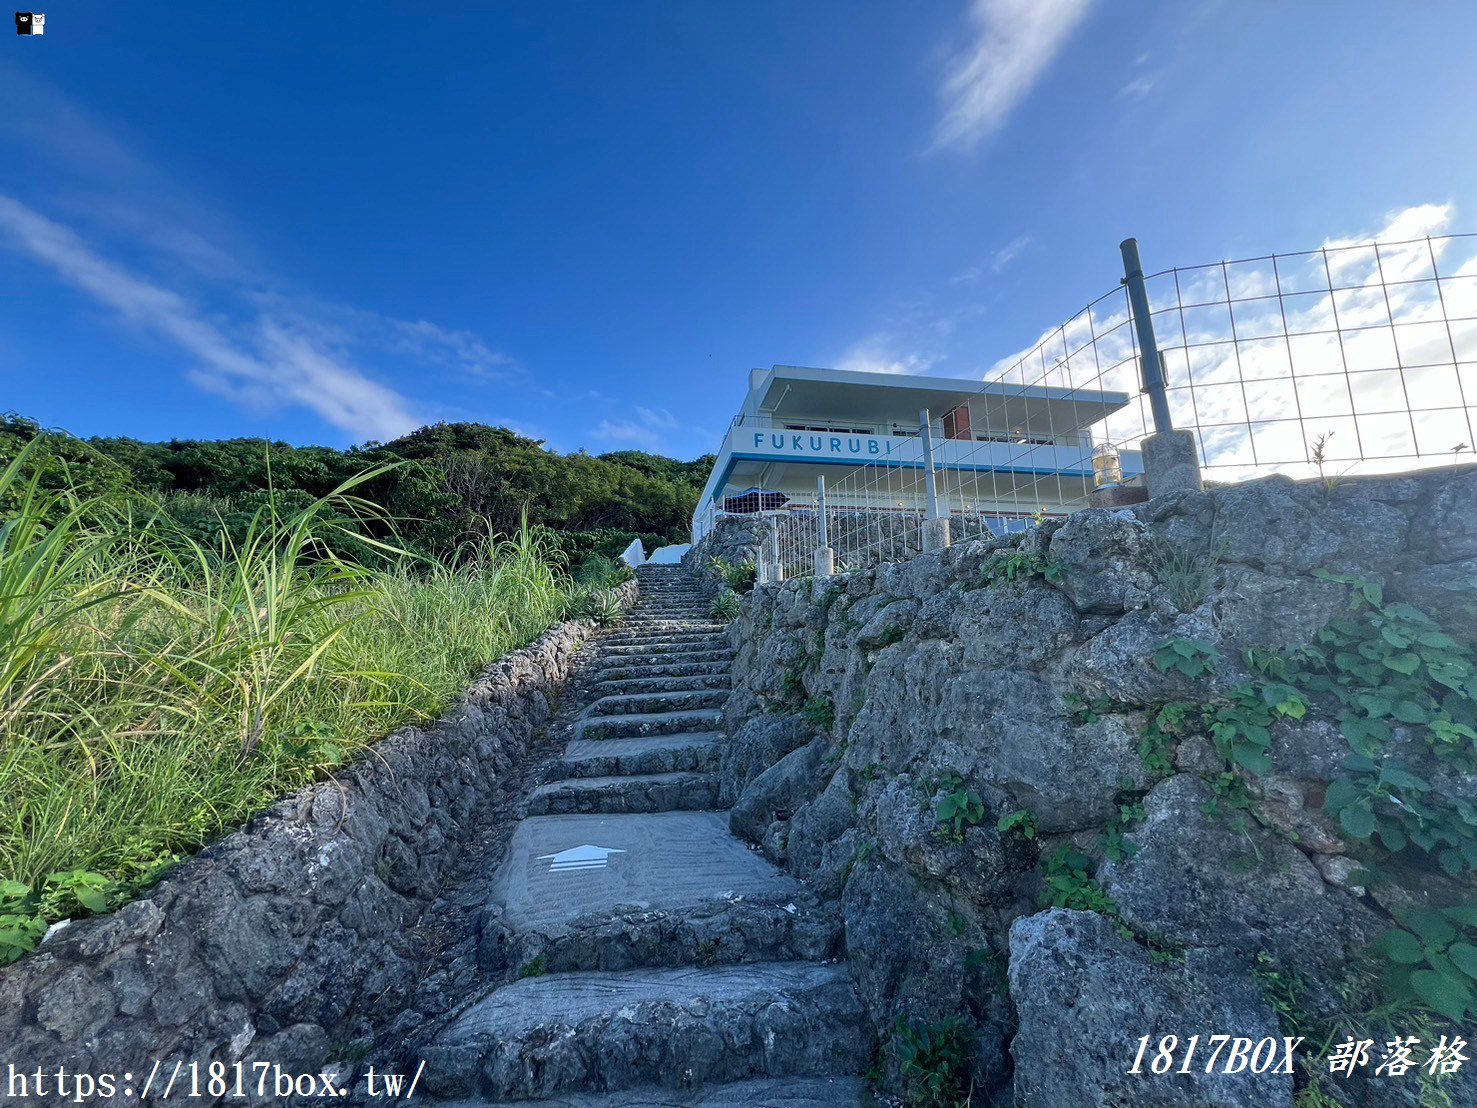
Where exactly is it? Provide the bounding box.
[718,469,1477,1105]
[0,579,637,1105]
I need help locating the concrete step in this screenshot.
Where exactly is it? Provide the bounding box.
[576,708,724,742]
[473,1075,874,1107]
[475,811,836,983]
[526,771,720,816]
[419,962,868,1101]
[551,732,723,779]
[584,689,729,718]
[592,659,732,682]
[588,673,731,698]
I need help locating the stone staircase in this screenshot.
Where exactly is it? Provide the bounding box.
[418,565,873,1107]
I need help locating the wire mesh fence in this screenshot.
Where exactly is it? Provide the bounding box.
[1146,233,1477,482]
[696,232,1477,579]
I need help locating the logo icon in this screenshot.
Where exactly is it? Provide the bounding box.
[15,12,43,35]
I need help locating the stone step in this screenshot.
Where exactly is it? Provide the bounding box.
[576,708,724,742]
[593,650,734,671]
[592,659,732,681]
[526,771,720,816]
[597,641,732,659]
[465,1075,873,1107]
[475,810,834,982]
[588,673,731,698]
[600,627,729,644]
[419,962,868,1101]
[596,633,730,652]
[584,689,729,718]
[550,732,723,779]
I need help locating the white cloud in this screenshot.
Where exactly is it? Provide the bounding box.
[0,194,420,441]
[836,339,942,377]
[972,202,1477,483]
[593,407,681,452]
[932,0,1095,153]
[1118,77,1154,100]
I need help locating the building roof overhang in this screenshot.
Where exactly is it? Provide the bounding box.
[754,364,1130,427]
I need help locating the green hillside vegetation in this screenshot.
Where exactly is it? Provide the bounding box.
[0,415,710,964]
[0,416,709,565]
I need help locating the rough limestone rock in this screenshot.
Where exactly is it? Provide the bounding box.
[1048,509,1155,615]
[1100,775,1382,977]
[718,714,814,806]
[730,738,829,844]
[1009,909,1290,1107]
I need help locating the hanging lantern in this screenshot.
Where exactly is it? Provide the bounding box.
[1092,442,1123,489]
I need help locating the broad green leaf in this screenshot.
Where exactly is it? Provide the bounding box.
[1380,766,1430,792]
[1404,908,1458,947]
[1441,905,1477,927]
[1339,802,1376,839]
[1384,653,1422,676]
[1392,700,1429,725]
[1372,928,1426,964]
[1447,942,1477,981]
[1233,743,1272,774]
[1376,823,1408,852]
[1411,969,1473,1022]
[1324,777,1364,811]
[73,887,108,913]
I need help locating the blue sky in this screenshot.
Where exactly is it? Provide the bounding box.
[4,1,1476,460]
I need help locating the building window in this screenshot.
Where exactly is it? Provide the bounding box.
[783,422,875,435]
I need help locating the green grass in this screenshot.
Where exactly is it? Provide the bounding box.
[0,441,581,959]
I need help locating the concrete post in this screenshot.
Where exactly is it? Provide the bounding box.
[768,514,784,583]
[920,409,940,520]
[1142,430,1204,498]
[921,516,952,552]
[814,475,834,576]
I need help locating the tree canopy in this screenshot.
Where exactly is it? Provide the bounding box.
[3,413,714,564]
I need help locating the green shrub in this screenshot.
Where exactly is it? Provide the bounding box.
[893,1014,976,1108]
[934,784,985,843]
[802,696,835,729]
[709,590,741,621]
[582,588,626,627]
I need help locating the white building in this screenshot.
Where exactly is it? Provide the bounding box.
[692,364,1143,541]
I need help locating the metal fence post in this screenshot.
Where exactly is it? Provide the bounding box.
[919,409,951,552]
[814,475,835,576]
[1119,237,1203,498]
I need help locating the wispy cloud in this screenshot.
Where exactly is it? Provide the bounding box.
[1118,77,1154,100]
[593,406,681,452]
[951,235,1033,284]
[0,194,420,440]
[836,338,942,377]
[0,71,520,441]
[932,0,1095,153]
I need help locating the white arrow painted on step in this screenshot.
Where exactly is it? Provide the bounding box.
[538,844,627,873]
